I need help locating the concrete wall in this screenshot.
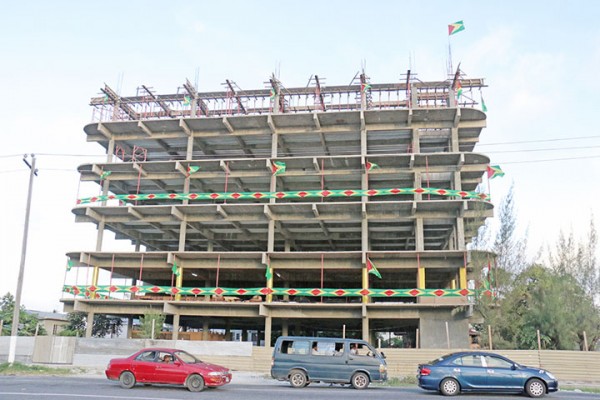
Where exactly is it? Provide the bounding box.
[419,309,470,349]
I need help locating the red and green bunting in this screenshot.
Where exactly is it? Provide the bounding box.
[78,187,489,205]
[63,284,492,298]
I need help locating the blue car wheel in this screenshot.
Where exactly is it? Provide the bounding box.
[439,377,460,396]
[525,378,546,398]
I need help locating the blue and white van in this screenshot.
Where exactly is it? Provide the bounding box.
[271,336,387,389]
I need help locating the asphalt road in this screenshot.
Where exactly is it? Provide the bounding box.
[0,376,598,400]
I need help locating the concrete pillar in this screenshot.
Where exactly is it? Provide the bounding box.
[456,217,465,250]
[127,317,133,339]
[282,319,289,337]
[361,307,369,342]
[415,218,424,251]
[85,312,94,338]
[202,319,210,341]
[450,127,459,153]
[172,314,180,341]
[264,316,272,348]
[225,319,232,341]
[411,128,420,153]
[417,266,426,289]
[106,139,115,163]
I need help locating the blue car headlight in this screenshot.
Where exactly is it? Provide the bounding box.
[545,371,556,380]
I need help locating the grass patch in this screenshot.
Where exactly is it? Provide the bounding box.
[381,375,418,386]
[0,362,73,376]
[561,385,600,394]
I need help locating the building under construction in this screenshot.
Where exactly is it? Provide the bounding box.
[62,70,492,348]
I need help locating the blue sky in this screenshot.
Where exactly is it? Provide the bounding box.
[1,1,598,311]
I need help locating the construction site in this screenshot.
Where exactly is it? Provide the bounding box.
[62,70,492,348]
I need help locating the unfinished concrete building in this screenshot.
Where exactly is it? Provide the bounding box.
[62,71,492,348]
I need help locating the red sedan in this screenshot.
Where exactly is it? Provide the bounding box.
[105,347,232,392]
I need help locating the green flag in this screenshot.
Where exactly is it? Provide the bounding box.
[66,259,75,271]
[172,261,180,276]
[486,165,505,179]
[265,264,273,280]
[448,20,465,36]
[187,166,200,175]
[365,161,379,171]
[183,96,191,106]
[269,88,276,99]
[272,161,286,175]
[361,83,372,92]
[100,170,112,180]
[366,258,382,279]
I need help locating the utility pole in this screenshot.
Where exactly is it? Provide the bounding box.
[8,154,37,364]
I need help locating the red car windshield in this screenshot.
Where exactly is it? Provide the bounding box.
[174,350,202,364]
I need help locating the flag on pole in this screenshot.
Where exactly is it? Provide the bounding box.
[365,161,379,171]
[272,161,286,175]
[265,263,273,280]
[66,259,75,271]
[361,83,372,92]
[486,165,505,179]
[183,96,191,106]
[187,166,200,175]
[455,80,463,99]
[448,20,465,36]
[366,258,382,279]
[269,88,276,99]
[171,261,180,276]
[100,170,112,180]
[481,96,488,112]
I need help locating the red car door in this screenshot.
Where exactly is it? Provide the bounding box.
[153,354,188,384]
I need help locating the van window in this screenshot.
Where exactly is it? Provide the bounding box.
[312,341,345,356]
[280,340,310,355]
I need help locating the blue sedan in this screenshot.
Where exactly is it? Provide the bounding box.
[417,351,558,397]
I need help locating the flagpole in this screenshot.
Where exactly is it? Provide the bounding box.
[448,36,453,75]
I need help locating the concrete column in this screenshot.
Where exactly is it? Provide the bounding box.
[361,307,369,342]
[178,220,187,252]
[456,217,465,250]
[415,218,424,251]
[411,128,420,153]
[417,267,426,289]
[450,127,459,152]
[202,319,210,341]
[225,319,232,341]
[414,173,422,201]
[106,139,115,163]
[267,220,275,253]
[282,319,289,337]
[172,314,180,341]
[264,316,272,348]
[186,135,194,160]
[127,317,133,339]
[85,312,94,338]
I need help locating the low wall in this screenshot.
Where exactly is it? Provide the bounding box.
[1,337,599,383]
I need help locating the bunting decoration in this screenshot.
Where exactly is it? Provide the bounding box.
[77,186,489,205]
[271,161,286,175]
[366,258,382,279]
[63,284,483,298]
[365,161,379,171]
[448,20,465,36]
[486,165,505,179]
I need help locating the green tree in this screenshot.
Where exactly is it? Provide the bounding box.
[0,292,46,336]
[59,312,122,338]
[139,311,165,339]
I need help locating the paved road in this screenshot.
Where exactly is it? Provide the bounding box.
[0,375,598,400]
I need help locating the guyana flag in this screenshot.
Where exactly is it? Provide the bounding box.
[66,259,75,271]
[365,161,379,171]
[486,165,505,179]
[269,88,276,99]
[272,161,286,175]
[187,166,200,175]
[265,263,273,280]
[100,170,112,180]
[366,258,382,279]
[171,261,180,276]
[455,80,463,99]
[183,96,191,106]
[361,83,372,92]
[448,20,465,36]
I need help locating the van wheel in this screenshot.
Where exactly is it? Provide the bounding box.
[289,369,308,388]
[351,372,369,389]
